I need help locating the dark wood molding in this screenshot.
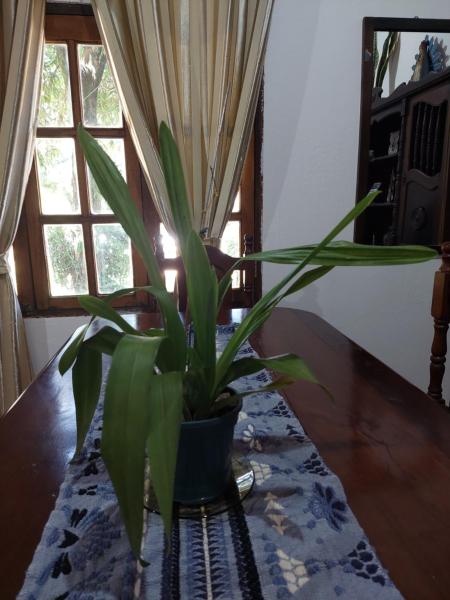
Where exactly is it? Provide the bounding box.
[46,3,94,17]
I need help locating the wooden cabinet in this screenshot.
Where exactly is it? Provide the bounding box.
[355,68,450,246]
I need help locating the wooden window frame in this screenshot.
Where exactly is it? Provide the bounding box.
[17,14,149,315]
[14,8,263,316]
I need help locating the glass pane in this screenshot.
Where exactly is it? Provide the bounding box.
[44,224,88,296]
[232,190,241,212]
[36,138,80,214]
[93,223,133,294]
[164,269,177,293]
[220,220,240,257]
[38,44,73,127]
[88,138,126,214]
[159,223,178,258]
[78,45,122,127]
[231,269,241,289]
[6,248,17,293]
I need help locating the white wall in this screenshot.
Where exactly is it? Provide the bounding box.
[24,0,450,398]
[25,316,89,374]
[262,0,450,396]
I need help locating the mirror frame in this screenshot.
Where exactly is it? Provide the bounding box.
[355,17,450,243]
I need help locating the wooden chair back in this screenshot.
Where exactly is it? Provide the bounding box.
[154,236,254,311]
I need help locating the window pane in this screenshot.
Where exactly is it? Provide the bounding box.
[92,224,133,294]
[38,44,73,127]
[159,223,178,258]
[6,248,17,293]
[164,269,177,293]
[232,190,241,212]
[36,138,80,214]
[88,138,126,214]
[44,224,88,296]
[220,220,240,257]
[231,270,241,289]
[221,221,241,289]
[78,45,122,127]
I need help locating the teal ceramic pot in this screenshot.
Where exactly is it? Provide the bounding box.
[174,396,242,505]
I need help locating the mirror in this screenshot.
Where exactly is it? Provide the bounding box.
[355,18,450,247]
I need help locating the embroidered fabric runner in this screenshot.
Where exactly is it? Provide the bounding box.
[19,326,403,599]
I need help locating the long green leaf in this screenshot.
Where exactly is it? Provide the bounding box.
[146,372,183,541]
[220,353,321,390]
[231,375,301,400]
[102,334,163,560]
[184,230,218,398]
[81,286,187,372]
[72,344,102,455]
[78,295,138,335]
[77,126,165,290]
[84,326,124,355]
[215,190,381,388]
[144,286,186,372]
[59,323,90,375]
[243,241,437,266]
[159,122,193,251]
[283,266,334,299]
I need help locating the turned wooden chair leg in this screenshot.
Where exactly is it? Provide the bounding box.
[428,318,449,404]
[428,242,450,406]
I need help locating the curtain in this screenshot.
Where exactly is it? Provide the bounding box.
[91,0,273,245]
[0,0,45,414]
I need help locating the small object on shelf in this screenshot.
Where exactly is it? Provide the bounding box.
[388,130,400,155]
[386,168,396,203]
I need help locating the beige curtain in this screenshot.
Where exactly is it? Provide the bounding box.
[91,0,273,245]
[0,0,45,414]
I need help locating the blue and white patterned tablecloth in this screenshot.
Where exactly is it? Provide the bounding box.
[19,326,403,599]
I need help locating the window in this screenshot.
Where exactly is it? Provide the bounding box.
[17,15,147,313]
[14,11,261,315]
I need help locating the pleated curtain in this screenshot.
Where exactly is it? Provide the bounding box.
[0,0,45,414]
[91,0,273,245]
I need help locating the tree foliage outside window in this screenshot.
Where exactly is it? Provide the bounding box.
[38,44,72,127]
[79,45,122,127]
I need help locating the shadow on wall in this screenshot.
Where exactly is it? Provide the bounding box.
[282,283,324,317]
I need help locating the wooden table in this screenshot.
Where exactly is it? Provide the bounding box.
[1,308,449,599]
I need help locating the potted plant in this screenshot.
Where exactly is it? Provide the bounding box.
[59,122,436,562]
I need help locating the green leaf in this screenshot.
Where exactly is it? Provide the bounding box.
[59,323,90,375]
[77,126,165,290]
[217,271,233,314]
[159,122,193,251]
[231,375,299,400]
[244,241,438,266]
[283,266,334,299]
[102,334,163,560]
[184,230,218,397]
[143,286,186,372]
[84,326,124,355]
[215,190,381,387]
[78,295,138,335]
[219,353,324,396]
[80,286,186,372]
[146,372,183,541]
[72,344,102,455]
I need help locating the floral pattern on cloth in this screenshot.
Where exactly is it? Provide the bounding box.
[19,325,403,599]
